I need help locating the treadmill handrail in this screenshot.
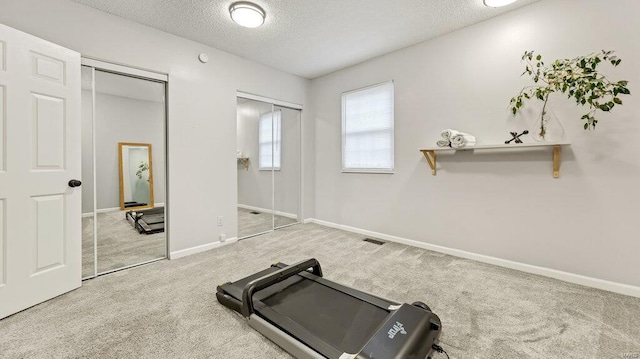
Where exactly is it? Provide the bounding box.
[241,258,323,318]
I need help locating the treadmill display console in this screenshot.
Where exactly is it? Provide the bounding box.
[357,304,440,359]
[387,321,406,339]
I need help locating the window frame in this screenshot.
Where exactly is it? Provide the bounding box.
[258,110,282,171]
[341,80,395,174]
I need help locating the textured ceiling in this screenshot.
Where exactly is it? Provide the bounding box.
[71,0,541,79]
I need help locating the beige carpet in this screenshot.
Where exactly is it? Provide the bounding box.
[238,207,297,238]
[82,210,166,278]
[2,223,639,358]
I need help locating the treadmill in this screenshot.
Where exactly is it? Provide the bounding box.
[125,207,165,234]
[217,259,442,359]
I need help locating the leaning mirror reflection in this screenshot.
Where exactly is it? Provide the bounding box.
[119,143,154,210]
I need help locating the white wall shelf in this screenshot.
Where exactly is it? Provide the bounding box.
[419,142,570,178]
[237,157,249,171]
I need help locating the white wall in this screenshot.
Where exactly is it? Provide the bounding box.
[237,100,301,217]
[311,0,640,287]
[94,93,165,210]
[0,0,312,253]
[81,90,164,213]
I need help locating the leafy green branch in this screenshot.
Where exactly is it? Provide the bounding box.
[510,50,630,131]
[136,161,149,181]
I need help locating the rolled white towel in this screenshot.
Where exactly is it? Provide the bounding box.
[441,129,461,140]
[450,135,466,148]
[436,140,451,148]
[450,134,476,149]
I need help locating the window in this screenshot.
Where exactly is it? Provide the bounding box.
[258,110,281,170]
[342,81,394,173]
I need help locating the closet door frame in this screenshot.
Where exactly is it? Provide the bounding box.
[236,91,304,237]
[81,57,169,279]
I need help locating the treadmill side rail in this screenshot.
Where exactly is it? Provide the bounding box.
[248,314,325,359]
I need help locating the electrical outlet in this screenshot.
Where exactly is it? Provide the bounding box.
[220,233,226,242]
[217,216,223,226]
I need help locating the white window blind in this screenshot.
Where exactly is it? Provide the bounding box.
[342,81,394,172]
[258,110,281,170]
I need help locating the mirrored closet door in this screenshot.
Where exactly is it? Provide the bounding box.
[273,105,300,229]
[236,97,301,239]
[82,63,167,279]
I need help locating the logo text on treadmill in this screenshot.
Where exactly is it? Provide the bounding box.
[387,321,407,339]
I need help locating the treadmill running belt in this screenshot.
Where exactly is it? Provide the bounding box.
[261,279,389,354]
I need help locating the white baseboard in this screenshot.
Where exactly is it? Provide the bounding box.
[238,204,298,220]
[83,203,166,218]
[98,206,121,213]
[169,237,238,260]
[82,207,120,217]
[306,218,640,298]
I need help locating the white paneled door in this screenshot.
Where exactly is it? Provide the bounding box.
[0,23,81,319]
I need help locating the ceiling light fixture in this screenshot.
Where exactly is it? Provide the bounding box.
[483,0,518,7]
[229,2,265,28]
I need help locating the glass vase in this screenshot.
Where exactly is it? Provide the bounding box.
[530,107,565,142]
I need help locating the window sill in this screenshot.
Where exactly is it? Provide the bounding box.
[341,169,394,174]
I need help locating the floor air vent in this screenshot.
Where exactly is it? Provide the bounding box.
[363,238,385,245]
[250,211,261,215]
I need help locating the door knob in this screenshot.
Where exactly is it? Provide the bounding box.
[68,179,82,188]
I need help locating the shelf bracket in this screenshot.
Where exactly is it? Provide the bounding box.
[238,158,249,171]
[421,150,436,175]
[553,145,560,178]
